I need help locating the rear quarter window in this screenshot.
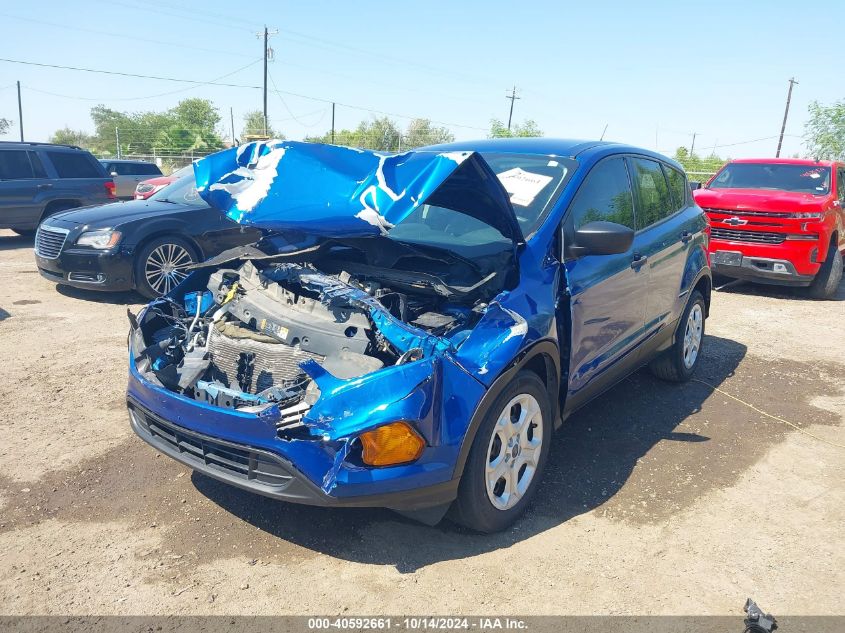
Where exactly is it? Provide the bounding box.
[46,151,104,178]
[664,165,688,211]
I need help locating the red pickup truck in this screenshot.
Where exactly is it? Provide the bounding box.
[693,158,845,299]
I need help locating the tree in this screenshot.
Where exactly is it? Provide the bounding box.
[305,116,453,151]
[0,118,10,135]
[88,99,225,156]
[49,127,93,148]
[672,147,726,181]
[488,118,543,138]
[403,118,454,148]
[804,100,845,160]
[242,110,280,139]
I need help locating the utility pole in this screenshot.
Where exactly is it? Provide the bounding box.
[115,127,121,158]
[331,102,335,145]
[690,132,697,156]
[16,81,23,142]
[505,85,520,131]
[257,25,278,137]
[776,77,798,158]
[230,107,236,146]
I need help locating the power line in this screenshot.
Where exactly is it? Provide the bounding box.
[0,56,488,132]
[0,57,262,88]
[23,59,262,102]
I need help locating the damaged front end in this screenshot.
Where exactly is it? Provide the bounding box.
[127,140,538,517]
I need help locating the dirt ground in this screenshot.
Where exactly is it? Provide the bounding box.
[0,227,843,616]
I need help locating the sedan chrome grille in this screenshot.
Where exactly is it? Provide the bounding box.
[710,227,785,244]
[34,226,70,259]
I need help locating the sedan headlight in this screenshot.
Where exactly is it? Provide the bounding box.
[76,230,122,249]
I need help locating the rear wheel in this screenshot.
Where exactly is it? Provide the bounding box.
[451,371,551,533]
[649,290,706,382]
[807,238,843,300]
[134,236,196,299]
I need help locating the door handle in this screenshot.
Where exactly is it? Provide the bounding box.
[37,183,53,189]
[630,253,648,269]
[680,231,693,244]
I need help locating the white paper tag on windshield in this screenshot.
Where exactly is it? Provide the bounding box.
[496,167,553,206]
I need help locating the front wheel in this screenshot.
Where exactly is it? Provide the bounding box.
[649,290,706,382]
[806,239,843,300]
[451,371,552,533]
[134,236,197,299]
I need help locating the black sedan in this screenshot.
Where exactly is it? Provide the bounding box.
[34,176,262,298]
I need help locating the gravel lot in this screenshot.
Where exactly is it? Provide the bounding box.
[0,227,843,616]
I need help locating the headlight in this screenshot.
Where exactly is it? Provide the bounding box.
[76,230,122,249]
[787,212,823,219]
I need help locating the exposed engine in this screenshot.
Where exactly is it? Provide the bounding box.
[131,258,484,437]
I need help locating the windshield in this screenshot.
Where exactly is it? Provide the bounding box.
[709,163,831,195]
[387,152,574,251]
[150,175,207,207]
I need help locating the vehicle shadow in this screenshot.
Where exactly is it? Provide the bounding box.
[55,284,144,305]
[715,270,845,301]
[0,233,33,251]
[192,334,748,572]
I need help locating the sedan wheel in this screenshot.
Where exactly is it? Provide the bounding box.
[144,243,194,295]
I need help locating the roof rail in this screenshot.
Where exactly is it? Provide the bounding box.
[0,140,82,150]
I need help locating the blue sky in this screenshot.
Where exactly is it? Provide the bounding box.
[1,0,841,158]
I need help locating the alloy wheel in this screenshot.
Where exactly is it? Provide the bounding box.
[682,303,703,369]
[485,393,544,511]
[144,243,193,295]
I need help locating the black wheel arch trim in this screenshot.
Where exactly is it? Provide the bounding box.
[451,338,561,481]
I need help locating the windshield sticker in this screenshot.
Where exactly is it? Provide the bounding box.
[496,167,553,207]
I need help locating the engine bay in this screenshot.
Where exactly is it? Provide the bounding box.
[130,256,498,438]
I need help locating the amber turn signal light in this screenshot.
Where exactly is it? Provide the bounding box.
[359,422,425,467]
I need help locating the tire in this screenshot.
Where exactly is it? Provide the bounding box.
[134,236,197,299]
[451,371,552,533]
[807,238,843,300]
[649,290,706,383]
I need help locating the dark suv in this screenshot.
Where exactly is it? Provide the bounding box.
[0,142,116,235]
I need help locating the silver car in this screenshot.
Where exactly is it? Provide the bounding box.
[99,160,162,199]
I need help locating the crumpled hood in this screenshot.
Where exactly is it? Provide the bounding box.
[193,140,523,245]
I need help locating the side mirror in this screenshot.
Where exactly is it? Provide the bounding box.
[689,181,702,190]
[569,221,634,257]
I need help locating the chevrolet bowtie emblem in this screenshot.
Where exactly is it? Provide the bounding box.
[724,216,748,226]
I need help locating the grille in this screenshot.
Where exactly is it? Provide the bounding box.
[208,322,323,393]
[710,228,785,245]
[35,226,69,259]
[704,207,791,218]
[129,403,295,489]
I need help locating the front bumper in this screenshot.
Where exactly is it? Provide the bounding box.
[711,250,816,286]
[36,246,135,292]
[128,398,458,510]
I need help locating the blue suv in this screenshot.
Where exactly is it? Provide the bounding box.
[127,139,711,532]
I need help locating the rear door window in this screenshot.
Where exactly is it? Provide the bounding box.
[837,168,845,202]
[0,150,35,179]
[46,151,103,178]
[629,157,673,229]
[567,157,635,230]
